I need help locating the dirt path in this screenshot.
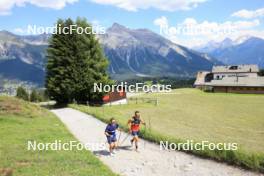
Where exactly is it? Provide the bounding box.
[51,108,262,176]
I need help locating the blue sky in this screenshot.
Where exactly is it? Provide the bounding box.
[0,0,264,47]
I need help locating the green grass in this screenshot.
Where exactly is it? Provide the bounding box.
[70,88,264,172]
[0,96,117,176]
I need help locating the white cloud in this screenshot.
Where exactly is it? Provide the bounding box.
[90,0,207,12]
[154,16,263,47]
[13,27,25,34]
[154,16,168,27]
[231,8,264,19]
[0,0,78,15]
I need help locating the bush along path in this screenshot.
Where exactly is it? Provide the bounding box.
[51,108,263,176]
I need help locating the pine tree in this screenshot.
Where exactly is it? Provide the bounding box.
[46,18,111,104]
[30,89,41,102]
[16,87,29,101]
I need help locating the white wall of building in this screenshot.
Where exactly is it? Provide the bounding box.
[213,72,258,80]
[104,98,127,106]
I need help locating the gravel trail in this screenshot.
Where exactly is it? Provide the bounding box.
[51,108,262,176]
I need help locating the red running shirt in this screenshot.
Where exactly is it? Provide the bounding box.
[130,117,141,131]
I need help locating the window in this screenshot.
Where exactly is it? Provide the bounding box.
[229,66,238,70]
[205,73,214,82]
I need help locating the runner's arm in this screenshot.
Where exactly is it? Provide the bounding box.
[127,119,132,127]
[116,124,122,131]
[141,119,146,126]
[105,126,111,136]
[127,119,132,133]
[105,131,111,136]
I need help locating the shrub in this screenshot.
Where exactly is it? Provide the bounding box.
[30,89,42,102]
[16,87,29,101]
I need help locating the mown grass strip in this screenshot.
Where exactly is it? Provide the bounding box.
[0,96,117,176]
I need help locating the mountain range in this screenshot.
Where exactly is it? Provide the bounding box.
[0,31,47,84]
[99,23,220,80]
[0,23,223,85]
[194,36,264,68]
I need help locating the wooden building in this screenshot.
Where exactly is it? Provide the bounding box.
[194,65,264,94]
[102,90,127,105]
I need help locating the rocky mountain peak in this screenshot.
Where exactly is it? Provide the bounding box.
[108,23,128,32]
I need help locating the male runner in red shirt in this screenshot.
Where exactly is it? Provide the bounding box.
[127,111,146,151]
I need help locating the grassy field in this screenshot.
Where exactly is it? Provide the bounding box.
[70,88,264,172]
[0,96,117,176]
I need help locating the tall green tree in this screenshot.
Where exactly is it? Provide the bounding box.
[46,18,110,104]
[16,87,29,101]
[30,89,42,102]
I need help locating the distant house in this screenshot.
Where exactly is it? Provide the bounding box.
[102,90,127,105]
[194,65,264,94]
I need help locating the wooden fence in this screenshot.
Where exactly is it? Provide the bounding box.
[128,97,158,106]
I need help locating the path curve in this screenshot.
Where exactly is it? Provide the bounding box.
[51,108,262,176]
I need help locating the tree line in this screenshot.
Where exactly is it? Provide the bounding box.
[121,77,195,89]
[16,87,48,102]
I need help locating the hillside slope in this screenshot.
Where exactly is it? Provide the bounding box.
[0,96,117,176]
